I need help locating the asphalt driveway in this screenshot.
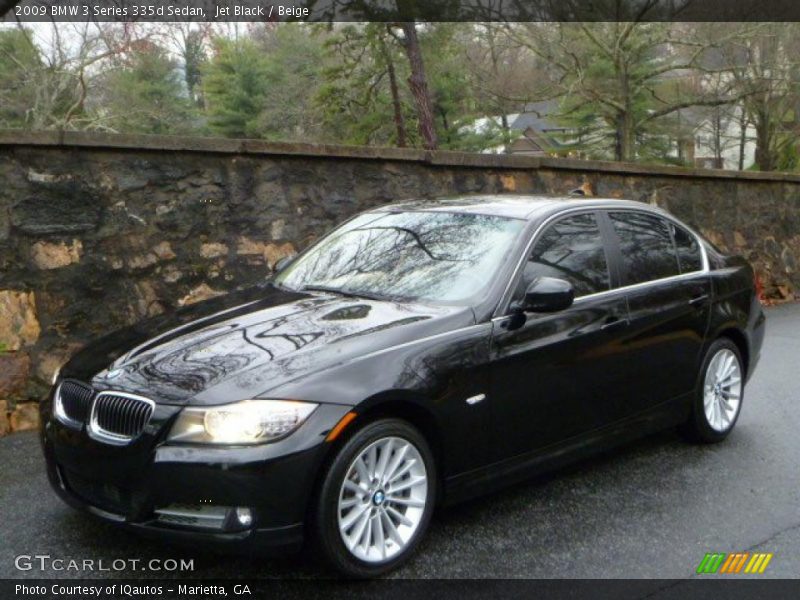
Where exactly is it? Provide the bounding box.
[1,303,798,580]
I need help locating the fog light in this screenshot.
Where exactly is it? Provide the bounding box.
[154,504,229,530]
[235,507,253,527]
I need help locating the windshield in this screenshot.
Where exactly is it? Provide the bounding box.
[275,210,526,304]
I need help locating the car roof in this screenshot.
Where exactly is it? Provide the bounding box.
[374,195,652,221]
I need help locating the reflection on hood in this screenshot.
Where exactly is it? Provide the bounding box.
[64,285,471,405]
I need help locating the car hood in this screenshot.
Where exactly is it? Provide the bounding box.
[60,283,473,406]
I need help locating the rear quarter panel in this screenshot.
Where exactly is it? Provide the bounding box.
[705,246,766,379]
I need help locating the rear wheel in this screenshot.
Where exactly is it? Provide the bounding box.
[313,418,436,578]
[681,338,744,443]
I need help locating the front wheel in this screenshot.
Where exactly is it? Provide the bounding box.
[312,418,436,578]
[681,338,745,443]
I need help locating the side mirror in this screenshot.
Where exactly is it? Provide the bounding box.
[273,254,296,274]
[519,277,574,313]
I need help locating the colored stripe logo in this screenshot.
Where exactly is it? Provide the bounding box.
[697,552,773,574]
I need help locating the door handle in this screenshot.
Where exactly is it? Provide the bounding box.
[601,315,629,331]
[689,294,709,307]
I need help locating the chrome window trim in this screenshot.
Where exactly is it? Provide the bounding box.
[571,269,709,305]
[87,390,156,446]
[492,203,710,319]
[53,379,89,430]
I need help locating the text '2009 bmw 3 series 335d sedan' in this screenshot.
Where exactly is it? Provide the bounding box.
[41,195,765,577]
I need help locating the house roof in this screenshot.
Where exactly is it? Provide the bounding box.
[470,100,566,136]
[508,100,568,132]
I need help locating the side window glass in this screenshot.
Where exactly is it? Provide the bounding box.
[609,212,680,285]
[516,213,610,299]
[671,223,703,273]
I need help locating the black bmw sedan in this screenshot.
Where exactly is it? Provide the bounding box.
[41,195,765,577]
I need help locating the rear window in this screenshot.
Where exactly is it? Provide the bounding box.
[609,212,680,285]
[670,222,704,273]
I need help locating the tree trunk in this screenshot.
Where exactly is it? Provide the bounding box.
[615,63,636,162]
[488,27,513,154]
[383,43,407,148]
[399,22,438,150]
[501,114,512,153]
[616,112,635,162]
[754,113,775,171]
[439,108,449,132]
[738,108,748,171]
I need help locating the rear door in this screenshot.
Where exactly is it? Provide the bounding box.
[604,210,711,412]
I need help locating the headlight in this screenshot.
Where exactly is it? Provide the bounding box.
[167,399,318,445]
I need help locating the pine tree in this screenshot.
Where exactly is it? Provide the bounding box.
[102,46,195,134]
[202,37,270,138]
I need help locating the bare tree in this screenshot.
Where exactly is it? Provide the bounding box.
[719,23,800,171]
[1,21,153,131]
[504,21,751,161]
[463,23,549,152]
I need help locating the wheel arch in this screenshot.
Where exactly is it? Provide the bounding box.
[355,393,443,468]
[313,391,445,506]
[716,327,750,376]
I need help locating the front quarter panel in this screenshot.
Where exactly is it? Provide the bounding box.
[269,323,495,479]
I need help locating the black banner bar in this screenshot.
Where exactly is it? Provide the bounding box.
[4,0,800,23]
[4,579,800,600]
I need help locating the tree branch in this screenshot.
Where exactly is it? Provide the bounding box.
[640,91,755,124]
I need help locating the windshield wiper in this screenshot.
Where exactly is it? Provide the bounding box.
[300,285,388,302]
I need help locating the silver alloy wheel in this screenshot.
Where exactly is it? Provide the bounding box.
[703,348,743,432]
[337,436,428,563]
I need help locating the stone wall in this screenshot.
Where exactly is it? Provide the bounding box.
[0,130,797,428]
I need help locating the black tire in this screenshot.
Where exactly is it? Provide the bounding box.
[680,337,745,443]
[311,418,437,578]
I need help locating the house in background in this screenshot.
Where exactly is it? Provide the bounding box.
[474,100,755,169]
[502,101,573,156]
[470,100,574,156]
[660,104,756,170]
[691,106,756,170]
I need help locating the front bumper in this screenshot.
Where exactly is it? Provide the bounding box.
[48,469,305,554]
[40,397,351,555]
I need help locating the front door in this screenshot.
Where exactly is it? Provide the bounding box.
[488,211,632,462]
